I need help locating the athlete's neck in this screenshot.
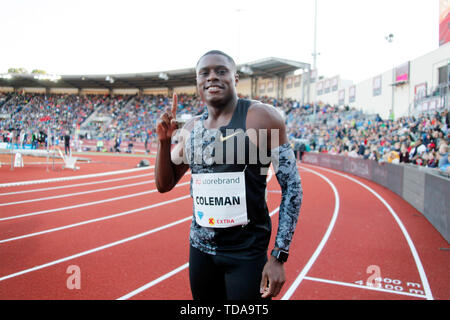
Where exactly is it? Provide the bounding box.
[205,96,238,129]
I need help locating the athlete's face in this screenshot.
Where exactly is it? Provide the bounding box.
[196,54,239,106]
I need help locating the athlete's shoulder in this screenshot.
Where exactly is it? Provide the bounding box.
[247,100,285,130]
[175,114,202,145]
[180,114,202,132]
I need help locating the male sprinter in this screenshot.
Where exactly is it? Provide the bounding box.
[155,50,302,300]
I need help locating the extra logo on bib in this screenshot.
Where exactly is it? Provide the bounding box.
[192,171,248,228]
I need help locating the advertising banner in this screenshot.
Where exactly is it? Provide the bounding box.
[373,75,382,96]
[440,0,450,46]
[338,89,345,105]
[414,82,428,101]
[349,85,356,103]
[395,62,410,84]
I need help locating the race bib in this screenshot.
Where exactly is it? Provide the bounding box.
[192,171,248,228]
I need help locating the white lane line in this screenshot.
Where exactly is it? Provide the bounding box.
[282,166,340,300]
[0,194,191,244]
[117,263,190,300]
[303,276,427,299]
[0,215,193,283]
[0,172,155,197]
[0,179,158,206]
[0,181,190,222]
[303,163,434,300]
[3,161,65,165]
[0,166,154,188]
[116,206,281,300]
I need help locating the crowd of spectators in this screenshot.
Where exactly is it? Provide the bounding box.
[0,92,101,148]
[0,91,449,174]
[286,103,450,174]
[86,93,206,141]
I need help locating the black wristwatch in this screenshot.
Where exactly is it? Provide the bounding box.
[271,249,289,263]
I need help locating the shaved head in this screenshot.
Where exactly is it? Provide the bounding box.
[196,50,236,71]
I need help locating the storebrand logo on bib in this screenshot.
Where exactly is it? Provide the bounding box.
[197,177,240,185]
[197,211,204,220]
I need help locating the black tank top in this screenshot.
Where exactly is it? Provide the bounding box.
[186,98,272,259]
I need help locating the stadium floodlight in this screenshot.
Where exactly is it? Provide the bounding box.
[33,74,61,82]
[240,65,253,75]
[105,76,114,83]
[0,74,13,80]
[312,0,319,123]
[159,72,169,81]
[385,33,395,119]
[385,33,394,43]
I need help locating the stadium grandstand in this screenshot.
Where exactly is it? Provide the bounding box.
[1,45,449,174]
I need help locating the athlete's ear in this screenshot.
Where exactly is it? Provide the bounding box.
[234,72,239,86]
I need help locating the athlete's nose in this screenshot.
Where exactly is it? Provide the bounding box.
[206,70,220,82]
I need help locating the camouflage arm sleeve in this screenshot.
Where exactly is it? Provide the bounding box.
[271,142,303,252]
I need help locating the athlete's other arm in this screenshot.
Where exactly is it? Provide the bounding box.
[155,93,190,193]
[247,103,303,299]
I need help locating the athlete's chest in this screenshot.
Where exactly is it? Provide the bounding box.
[185,119,250,167]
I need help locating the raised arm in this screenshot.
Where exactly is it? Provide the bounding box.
[155,93,189,193]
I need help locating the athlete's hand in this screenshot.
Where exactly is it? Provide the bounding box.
[260,257,286,299]
[156,93,178,142]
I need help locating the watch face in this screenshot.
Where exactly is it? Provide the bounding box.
[272,249,288,263]
[278,251,288,262]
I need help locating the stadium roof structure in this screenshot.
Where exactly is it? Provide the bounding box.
[0,57,310,90]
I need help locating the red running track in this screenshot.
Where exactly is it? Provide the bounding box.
[0,153,448,300]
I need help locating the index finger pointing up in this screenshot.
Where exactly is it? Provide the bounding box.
[171,92,178,117]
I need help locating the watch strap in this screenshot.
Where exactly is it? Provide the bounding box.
[271,248,289,263]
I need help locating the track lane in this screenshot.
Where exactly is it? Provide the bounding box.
[0,188,194,278]
[0,174,170,219]
[0,175,191,240]
[285,164,430,300]
[0,165,154,190]
[0,153,155,185]
[302,164,449,300]
[280,166,340,300]
[0,222,193,299]
[0,171,156,203]
[123,266,192,300]
[0,168,276,299]
[0,165,353,300]
[261,168,338,300]
[1,157,448,300]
